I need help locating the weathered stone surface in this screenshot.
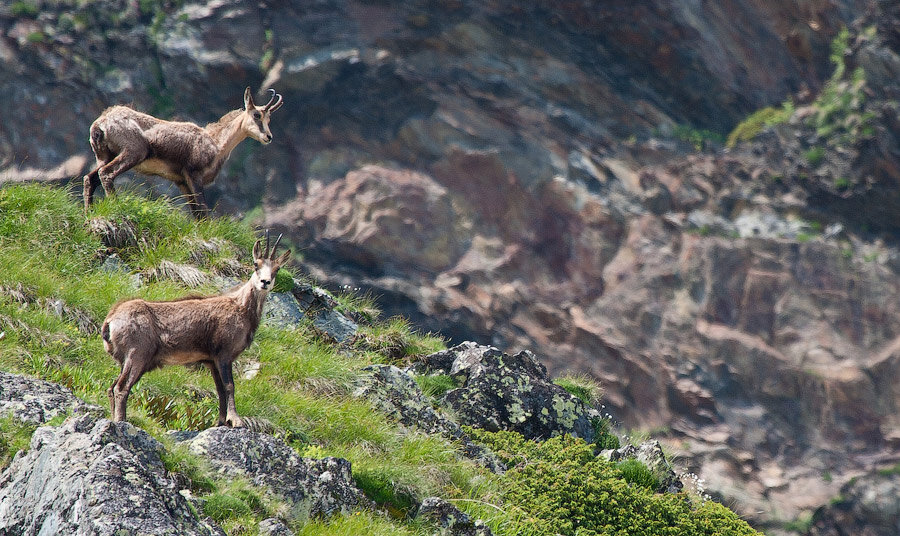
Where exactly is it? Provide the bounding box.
[416,342,598,441]
[176,427,364,521]
[0,414,223,536]
[0,371,102,424]
[808,468,900,536]
[291,281,358,343]
[257,517,293,536]
[354,364,504,473]
[416,497,493,536]
[606,440,683,494]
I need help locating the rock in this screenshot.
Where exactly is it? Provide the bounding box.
[354,365,504,473]
[0,371,102,425]
[291,281,358,343]
[416,496,493,536]
[807,468,900,536]
[175,426,364,522]
[415,342,598,441]
[0,414,224,536]
[257,517,293,536]
[606,440,684,494]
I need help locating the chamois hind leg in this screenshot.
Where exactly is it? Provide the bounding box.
[83,168,102,212]
[204,361,229,427]
[109,350,148,423]
[97,146,149,198]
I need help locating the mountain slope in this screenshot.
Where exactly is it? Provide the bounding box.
[0,184,760,535]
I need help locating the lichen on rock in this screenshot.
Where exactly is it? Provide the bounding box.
[0,371,103,425]
[414,342,600,442]
[0,414,223,536]
[175,426,365,522]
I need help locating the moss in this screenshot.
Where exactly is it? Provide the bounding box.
[726,100,794,148]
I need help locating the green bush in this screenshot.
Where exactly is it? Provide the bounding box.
[470,430,761,536]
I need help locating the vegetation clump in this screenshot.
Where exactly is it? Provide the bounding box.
[469,429,762,536]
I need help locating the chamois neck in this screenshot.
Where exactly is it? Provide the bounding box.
[233,280,269,320]
[207,110,248,160]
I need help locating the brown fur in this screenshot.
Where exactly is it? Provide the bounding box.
[83,88,283,218]
[102,234,290,427]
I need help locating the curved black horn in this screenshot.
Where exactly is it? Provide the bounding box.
[264,89,283,113]
[270,233,283,258]
[263,88,277,108]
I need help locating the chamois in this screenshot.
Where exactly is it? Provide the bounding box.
[101,231,290,426]
[83,87,283,218]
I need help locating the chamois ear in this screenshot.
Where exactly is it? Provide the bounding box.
[252,238,263,260]
[274,249,291,269]
[243,87,254,110]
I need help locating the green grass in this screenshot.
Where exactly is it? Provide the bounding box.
[0,184,760,535]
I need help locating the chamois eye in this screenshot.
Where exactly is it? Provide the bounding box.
[253,111,262,120]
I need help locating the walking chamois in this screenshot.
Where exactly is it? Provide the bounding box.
[83,87,283,218]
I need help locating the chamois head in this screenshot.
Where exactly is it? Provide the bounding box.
[251,230,291,291]
[242,88,284,145]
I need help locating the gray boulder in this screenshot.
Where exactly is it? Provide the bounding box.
[0,414,223,536]
[415,342,598,441]
[354,365,504,473]
[0,371,102,424]
[176,427,364,522]
[416,497,493,536]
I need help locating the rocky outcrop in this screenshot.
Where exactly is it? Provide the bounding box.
[175,427,364,522]
[414,342,599,442]
[354,363,504,473]
[0,371,102,424]
[807,468,900,536]
[0,414,223,536]
[416,497,493,536]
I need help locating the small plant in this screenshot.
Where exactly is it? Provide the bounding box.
[11,1,39,18]
[726,99,794,148]
[414,374,459,399]
[805,147,826,167]
[353,469,416,518]
[834,176,851,189]
[0,415,38,470]
[592,417,621,451]
[554,373,602,407]
[616,458,661,491]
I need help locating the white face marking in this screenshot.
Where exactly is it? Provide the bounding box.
[252,262,276,291]
[246,109,273,145]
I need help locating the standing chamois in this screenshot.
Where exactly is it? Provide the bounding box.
[83,87,283,218]
[102,231,290,427]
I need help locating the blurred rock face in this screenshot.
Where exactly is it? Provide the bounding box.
[4,0,900,531]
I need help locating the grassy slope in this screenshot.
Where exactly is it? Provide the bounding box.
[0,184,761,536]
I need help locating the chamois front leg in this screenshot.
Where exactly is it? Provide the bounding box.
[216,358,244,428]
[205,361,229,426]
[176,174,210,219]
